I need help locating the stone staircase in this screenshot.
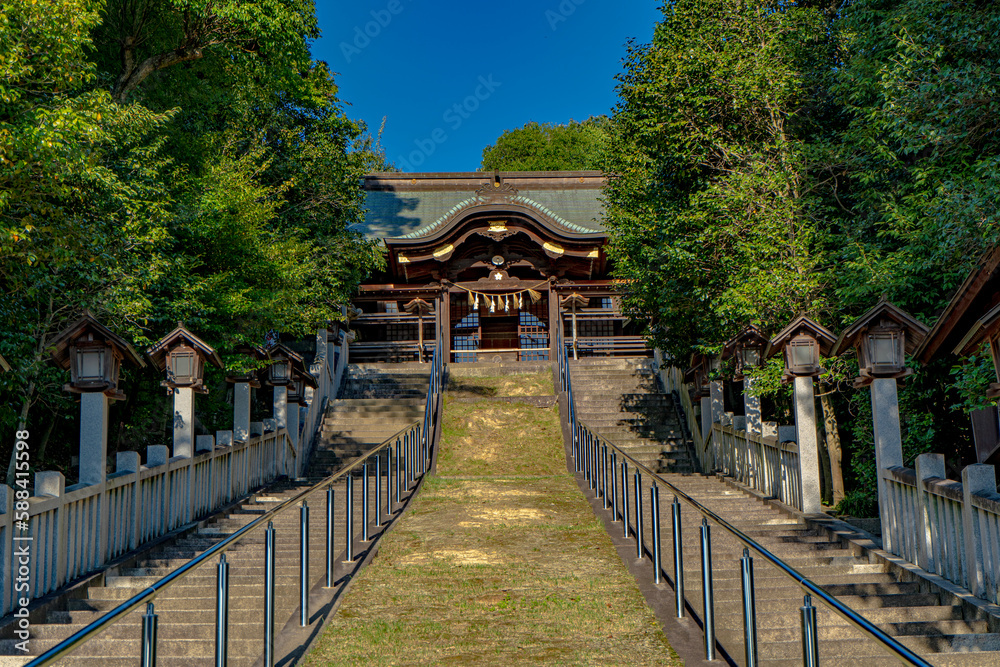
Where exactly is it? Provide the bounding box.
[308,363,429,479]
[569,358,696,474]
[640,472,1000,666]
[0,472,385,666]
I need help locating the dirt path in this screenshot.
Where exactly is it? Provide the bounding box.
[303,373,680,666]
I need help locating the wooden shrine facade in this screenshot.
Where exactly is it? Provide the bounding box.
[349,171,648,363]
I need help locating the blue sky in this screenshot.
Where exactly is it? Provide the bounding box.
[312,2,662,172]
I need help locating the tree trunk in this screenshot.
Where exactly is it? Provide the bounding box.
[819,391,845,504]
[6,381,35,487]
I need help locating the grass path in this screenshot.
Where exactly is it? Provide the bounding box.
[303,373,680,666]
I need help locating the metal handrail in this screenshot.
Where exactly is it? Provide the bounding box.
[26,421,420,667]
[578,419,933,667]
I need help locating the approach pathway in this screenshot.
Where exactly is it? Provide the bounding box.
[302,369,680,666]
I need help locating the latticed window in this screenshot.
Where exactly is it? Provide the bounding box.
[580,320,614,337]
[386,324,417,341]
[519,310,549,361]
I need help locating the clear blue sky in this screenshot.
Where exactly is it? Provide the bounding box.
[312,2,662,173]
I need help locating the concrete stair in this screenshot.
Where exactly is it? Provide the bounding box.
[616,468,1000,665]
[570,358,696,474]
[308,363,429,478]
[0,473,395,666]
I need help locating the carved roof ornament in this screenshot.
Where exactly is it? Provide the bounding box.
[475,170,518,202]
[477,219,517,242]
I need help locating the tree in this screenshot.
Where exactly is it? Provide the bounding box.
[481,118,609,171]
[95,0,319,103]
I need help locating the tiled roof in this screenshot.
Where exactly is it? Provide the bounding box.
[356,176,606,241]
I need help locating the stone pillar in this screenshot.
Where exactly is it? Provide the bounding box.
[274,385,288,476]
[117,451,141,551]
[793,376,823,515]
[870,378,904,552]
[700,395,712,467]
[36,471,68,585]
[287,403,301,477]
[710,380,724,424]
[79,392,111,486]
[233,382,252,444]
[962,464,996,599]
[744,376,762,437]
[914,452,945,572]
[172,387,195,458]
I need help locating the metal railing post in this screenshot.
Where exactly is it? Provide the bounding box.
[375,452,382,527]
[801,595,819,667]
[611,451,619,521]
[672,497,684,618]
[345,474,354,562]
[621,460,629,538]
[300,502,309,627]
[700,519,715,661]
[141,602,158,667]
[362,460,370,541]
[395,439,401,502]
[215,555,229,667]
[325,486,335,587]
[264,522,276,667]
[634,472,643,559]
[741,548,758,667]
[602,444,609,510]
[651,485,661,584]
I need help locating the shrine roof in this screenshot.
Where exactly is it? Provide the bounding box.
[357,171,606,241]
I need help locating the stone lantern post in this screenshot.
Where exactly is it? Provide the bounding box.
[226,343,269,444]
[49,312,146,486]
[266,343,308,474]
[832,299,929,552]
[766,315,837,515]
[146,324,224,459]
[723,325,768,436]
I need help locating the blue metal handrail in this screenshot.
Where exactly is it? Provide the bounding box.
[28,338,447,666]
[576,416,932,667]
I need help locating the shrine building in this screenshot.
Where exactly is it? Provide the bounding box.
[348,170,647,363]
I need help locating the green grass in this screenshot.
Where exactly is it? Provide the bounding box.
[303,375,680,667]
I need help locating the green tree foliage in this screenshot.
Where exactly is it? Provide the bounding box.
[0,0,383,476]
[481,118,609,172]
[603,0,833,361]
[605,0,1000,513]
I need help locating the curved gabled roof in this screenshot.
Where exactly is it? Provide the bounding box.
[357,171,606,241]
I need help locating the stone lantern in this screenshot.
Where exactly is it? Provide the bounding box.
[287,366,318,406]
[833,299,929,388]
[832,299,929,549]
[227,343,268,443]
[723,325,769,435]
[49,312,146,485]
[765,315,836,515]
[147,325,224,460]
[266,343,309,472]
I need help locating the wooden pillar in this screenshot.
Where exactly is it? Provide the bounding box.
[548,283,559,359]
[442,289,451,363]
